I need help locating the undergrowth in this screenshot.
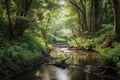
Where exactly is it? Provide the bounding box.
[68,24,120,74]
[0,35,45,67]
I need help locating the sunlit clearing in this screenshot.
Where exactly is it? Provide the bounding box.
[59,0,65,5]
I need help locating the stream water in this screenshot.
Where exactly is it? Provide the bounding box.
[11,42,114,80]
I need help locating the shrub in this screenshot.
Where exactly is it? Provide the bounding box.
[98,42,120,68]
[13,16,32,37]
[68,37,95,50]
[0,34,45,68]
[23,34,45,53]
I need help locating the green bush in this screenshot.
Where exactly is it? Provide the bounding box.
[68,24,114,50]
[98,42,120,69]
[68,24,120,73]
[0,18,8,39]
[23,35,45,53]
[68,37,95,50]
[0,34,45,68]
[92,24,114,38]
[12,16,33,37]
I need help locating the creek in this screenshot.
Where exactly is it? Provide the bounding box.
[11,42,114,80]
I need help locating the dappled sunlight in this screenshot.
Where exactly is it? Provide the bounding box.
[0,0,120,80]
[59,0,66,5]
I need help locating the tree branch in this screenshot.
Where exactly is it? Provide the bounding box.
[70,1,84,14]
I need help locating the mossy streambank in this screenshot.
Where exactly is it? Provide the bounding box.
[0,33,53,80]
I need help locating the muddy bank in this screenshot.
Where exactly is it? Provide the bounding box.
[0,54,54,80]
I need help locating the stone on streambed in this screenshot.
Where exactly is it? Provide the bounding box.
[83,65,93,73]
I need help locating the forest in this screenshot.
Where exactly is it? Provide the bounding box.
[0,0,120,80]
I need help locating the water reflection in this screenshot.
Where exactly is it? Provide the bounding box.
[50,47,99,66]
[35,68,51,80]
[13,65,103,80]
[54,67,70,80]
[35,66,70,80]
[12,47,109,80]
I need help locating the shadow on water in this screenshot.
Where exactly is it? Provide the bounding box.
[12,65,105,80]
[11,43,117,80]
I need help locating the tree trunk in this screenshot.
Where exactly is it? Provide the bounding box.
[24,0,33,16]
[45,16,51,48]
[5,0,13,38]
[81,0,88,34]
[15,0,33,17]
[112,0,120,42]
[94,0,101,31]
[89,0,94,33]
[90,0,101,33]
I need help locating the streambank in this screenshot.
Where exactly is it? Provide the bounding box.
[51,42,120,80]
[0,54,54,80]
[2,41,119,80]
[9,41,119,80]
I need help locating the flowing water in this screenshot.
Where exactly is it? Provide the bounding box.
[11,42,114,80]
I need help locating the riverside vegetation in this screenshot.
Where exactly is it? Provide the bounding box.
[0,0,120,79]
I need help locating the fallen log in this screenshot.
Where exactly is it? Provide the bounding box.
[53,57,70,69]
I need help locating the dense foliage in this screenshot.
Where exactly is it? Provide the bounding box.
[0,0,120,78]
